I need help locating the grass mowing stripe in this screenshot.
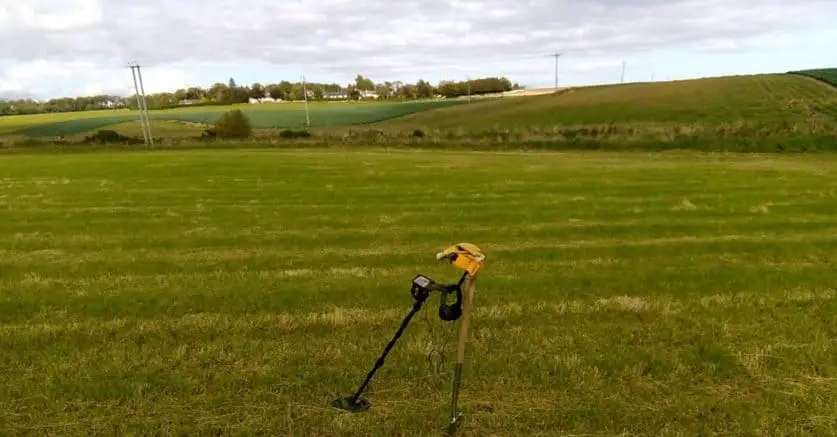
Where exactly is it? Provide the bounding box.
[5,215,837,253]
[4,225,837,270]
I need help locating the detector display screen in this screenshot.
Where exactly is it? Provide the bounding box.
[413,275,432,289]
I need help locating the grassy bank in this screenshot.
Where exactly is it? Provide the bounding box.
[2,122,836,154]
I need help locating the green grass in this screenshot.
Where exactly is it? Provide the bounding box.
[157,100,467,129]
[0,109,135,136]
[84,120,210,139]
[1,149,836,436]
[378,73,837,130]
[790,68,837,88]
[0,100,469,138]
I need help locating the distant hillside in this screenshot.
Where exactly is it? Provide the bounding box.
[376,73,837,131]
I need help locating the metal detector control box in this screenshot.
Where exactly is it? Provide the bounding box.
[412,274,433,289]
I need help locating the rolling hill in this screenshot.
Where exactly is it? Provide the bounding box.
[375,72,837,132]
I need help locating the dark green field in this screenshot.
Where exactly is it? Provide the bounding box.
[1,149,835,436]
[791,68,837,88]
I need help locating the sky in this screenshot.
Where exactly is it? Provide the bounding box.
[0,0,836,100]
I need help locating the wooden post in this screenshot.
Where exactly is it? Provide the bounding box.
[448,273,477,434]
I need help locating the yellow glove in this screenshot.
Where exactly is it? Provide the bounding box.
[436,243,485,276]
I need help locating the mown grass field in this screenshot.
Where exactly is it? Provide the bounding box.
[1,149,835,436]
[0,100,468,138]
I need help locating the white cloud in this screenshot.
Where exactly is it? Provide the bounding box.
[0,0,835,98]
[0,60,191,98]
[6,0,103,31]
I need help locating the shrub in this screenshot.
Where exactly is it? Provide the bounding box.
[279,129,311,139]
[200,129,217,140]
[82,129,143,145]
[213,109,252,139]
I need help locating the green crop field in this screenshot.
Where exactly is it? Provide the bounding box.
[1,149,835,436]
[790,68,837,88]
[378,73,837,131]
[0,100,468,138]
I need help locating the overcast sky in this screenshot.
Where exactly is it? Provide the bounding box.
[1,0,836,99]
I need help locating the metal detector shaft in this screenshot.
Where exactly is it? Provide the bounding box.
[347,291,429,405]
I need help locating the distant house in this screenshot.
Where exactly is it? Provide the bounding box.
[359,90,379,99]
[178,99,201,105]
[249,96,278,104]
[323,89,378,100]
[324,90,348,100]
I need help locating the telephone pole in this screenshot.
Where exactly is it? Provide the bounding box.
[302,75,311,127]
[551,52,563,90]
[136,63,153,145]
[128,61,153,145]
[621,61,626,84]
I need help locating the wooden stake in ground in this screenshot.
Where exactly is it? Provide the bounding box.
[435,243,485,436]
[448,272,477,435]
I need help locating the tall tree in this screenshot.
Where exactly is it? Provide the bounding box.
[266,84,284,100]
[249,83,266,100]
[355,75,375,91]
[250,82,267,99]
[415,79,435,98]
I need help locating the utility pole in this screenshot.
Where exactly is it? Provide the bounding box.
[128,62,151,146]
[621,61,626,84]
[302,75,311,127]
[136,63,153,145]
[551,52,563,90]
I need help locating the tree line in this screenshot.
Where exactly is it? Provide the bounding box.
[0,74,523,116]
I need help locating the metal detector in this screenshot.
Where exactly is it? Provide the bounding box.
[332,243,486,436]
